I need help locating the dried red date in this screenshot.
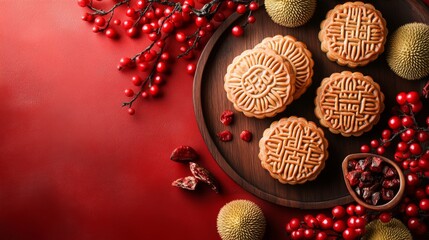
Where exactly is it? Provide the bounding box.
[240,130,252,142]
[172,176,198,190]
[170,145,199,162]
[220,110,234,126]
[217,130,233,142]
[346,156,401,206]
[189,162,219,193]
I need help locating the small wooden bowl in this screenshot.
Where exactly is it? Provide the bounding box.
[342,153,405,211]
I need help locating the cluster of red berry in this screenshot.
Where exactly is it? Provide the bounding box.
[359,91,429,236]
[285,204,376,240]
[285,91,428,239]
[77,0,259,115]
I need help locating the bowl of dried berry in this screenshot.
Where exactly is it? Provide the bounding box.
[342,153,405,211]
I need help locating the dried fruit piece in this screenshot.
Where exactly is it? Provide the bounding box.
[172,176,198,190]
[189,162,219,193]
[370,157,383,172]
[220,110,234,126]
[218,130,233,142]
[170,145,199,162]
[240,130,252,142]
[346,170,361,187]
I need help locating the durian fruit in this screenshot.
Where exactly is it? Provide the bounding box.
[387,22,429,80]
[363,218,412,240]
[216,200,266,240]
[265,0,317,28]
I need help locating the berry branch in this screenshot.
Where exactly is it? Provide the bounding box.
[78,0,260,115]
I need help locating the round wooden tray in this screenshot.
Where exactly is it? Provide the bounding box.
[193,0,429,209]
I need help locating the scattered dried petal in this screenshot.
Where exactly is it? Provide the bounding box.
[217,130,233,142]
[170,145,199,162]
[172,176,198,190]
[220,110,234,126]
[189,162,219,193]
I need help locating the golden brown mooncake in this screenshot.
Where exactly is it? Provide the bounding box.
[315,71,385,137]
[258,117,328,184]
[224,48,295,119]
[319,1,387,67]
[255,35,314,99]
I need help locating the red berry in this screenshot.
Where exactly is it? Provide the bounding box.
[94,16,106,27]
[303,229,314,239]
[411,101,423,113]
[320,217,333,229]
[131,75,142,86]
[156,39,165,48]
[136,0,146,9]
[231,25,244,37]
[381,129,391,140]
[127,108,135,115]
[105,28,117,39]
[118,57,132,68]
[409,143,422,155]
[175,32,186,42]
[376,146,385,155]
[226,1,236,9]
[418,158,429,170]
[161,21,174,33]
[236,4,247,14]
[342,228,357,240]
[195,17,207,27]
[347,216,357,228]
[333,220,347,232]
[137,62,150,72]
[316,232,328,240]
[142,24,153,33]
[417,131,429,142]
[113,19,121,25]
[240,130,252,142]
[354,217,367,228]
[77,0,89,7]
[406,173,419,187]
[396,92,407,105]
[148,32,159,41]
[92,26,100,33]
[198,30,206,37]
[378,212,392,223]
[186,63,196,75]
[360,144,370,153]
[145,10,155,19]
[285,223,293,233]
[397,142,408,152]
[141,91,149,98]
[126,27,139,38]
[332,206,346,218]
[406,91,420,104]
[181,4,191,13]
[149,85,160,96]
[249,2,259,11]
[388,116,402,129]
[124,89,134,97]
[408,217,421,230]
[401,116,414,127]
[153,75,164,85]
[156,61,168,73]
[420,199,429,211]
[160,52,171,62]
[346,204,355,215]
[123,20,134,30]
[370,139,379,148]
[289,218,301,230]
[213,12,225,22]
[247,15,256,24]
[354,205,365,216]
[315,214,327,223]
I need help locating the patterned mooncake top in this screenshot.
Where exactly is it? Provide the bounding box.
[315,71,385,137]
[258,117,328,184]
[224,48,295,119]
[319,1,387,67]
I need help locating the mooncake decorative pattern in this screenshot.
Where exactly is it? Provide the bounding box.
[258,117,328,184]
[224,48,295,119]
[255,35,314,99]
[315,71,385,137]
[319,1,387,67]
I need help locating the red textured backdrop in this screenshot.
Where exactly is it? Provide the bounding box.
[0,1,428,240]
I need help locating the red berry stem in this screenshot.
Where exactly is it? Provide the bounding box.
[177,27,202,59]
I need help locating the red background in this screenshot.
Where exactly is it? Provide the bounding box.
[0,1,427,240]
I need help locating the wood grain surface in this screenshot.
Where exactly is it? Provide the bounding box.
[194,0,429,209]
